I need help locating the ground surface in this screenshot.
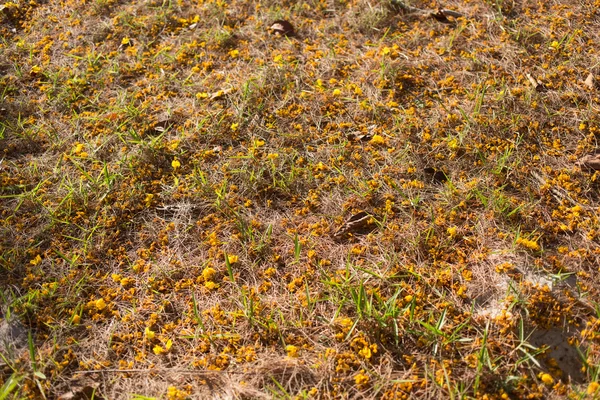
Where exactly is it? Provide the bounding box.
[2,0,600,398]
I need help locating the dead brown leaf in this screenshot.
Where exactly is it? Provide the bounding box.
[58,384,104,400]
[431,8,463,23]
[332,211,380,242]
[269,20,294,37]
[584,73,595,89]
[577,153,600,171]
[526,73,547,92]
[346,132,372,142]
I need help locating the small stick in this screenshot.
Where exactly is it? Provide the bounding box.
[73,368,225,375]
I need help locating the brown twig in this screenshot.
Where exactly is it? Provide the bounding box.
[390,0,465,21]
[73,368,225,375]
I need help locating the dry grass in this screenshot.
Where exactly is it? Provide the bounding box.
[2,0,600,398]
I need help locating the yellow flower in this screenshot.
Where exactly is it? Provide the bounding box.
[332,88,341,96]
[168,140,180,151]
[72,315,81,324]
[144,193,154,207]
[30,255,42,266]
[204,281,219,290]
[286,345,299,357]
[540,373,554,385]
[354,371,369,386]
[495,262,514,273]
[587,382,599,395]
[230,123,239,131]
[229,49,239,58]
[447,226,457,237]
[196,92,209,99]
[227,254,239,264]
[167,386,187,400]
[95,298,107,310]
[516,237,540,251]
[171,158,181,169]
[145,327,155,340]
[202,267,216,281]
[73,143,84,154]
[264,267,276,278]
[153,345,165,355]
[315,162,327,171]
[121,37,130,45]
[30,65,42,74]
[370,134,385,145]
[358,346,372,360]
[206,231,220,247]
[447,138,459,150]
[267,153,279,160]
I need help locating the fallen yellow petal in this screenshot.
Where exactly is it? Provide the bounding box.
[370,134,385,145]
[145,327,155,340]
[95,298,107,310]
